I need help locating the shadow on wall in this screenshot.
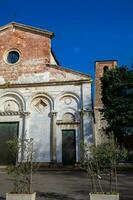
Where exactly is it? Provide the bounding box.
[0,196,5,200]
[33,142,50,162]
[36,191,76,200]
[84,118,93,144]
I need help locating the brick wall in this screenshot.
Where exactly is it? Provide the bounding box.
[94,60,117,107]
[0,28,51,81]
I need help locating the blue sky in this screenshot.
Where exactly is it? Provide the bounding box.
[0,0,133,81]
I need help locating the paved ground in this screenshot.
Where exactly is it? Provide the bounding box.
[0,170,132,200]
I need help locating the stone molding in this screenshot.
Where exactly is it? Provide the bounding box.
[0,80,91,89]
[0,111,30,116]
[79,109,93,114]
[56,120,80,125]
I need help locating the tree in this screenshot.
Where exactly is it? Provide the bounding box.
[7,137,38,194]
[80,136,127,194]
[101,66,133,150]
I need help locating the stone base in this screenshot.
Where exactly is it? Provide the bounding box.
[6,192,36,200]
[89,193,119,200]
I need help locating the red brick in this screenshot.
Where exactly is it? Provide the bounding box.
[0,28,51,81]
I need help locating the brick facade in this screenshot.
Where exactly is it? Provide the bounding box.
[94,60,117,145]
[0,28,51,81]
[95,60,117,108]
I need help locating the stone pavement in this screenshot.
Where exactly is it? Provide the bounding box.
[0,170,132,200]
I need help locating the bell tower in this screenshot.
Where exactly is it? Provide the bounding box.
[94,60,117,145]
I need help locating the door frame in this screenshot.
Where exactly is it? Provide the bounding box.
[0,121,19,165]
[0,115,23,163]
[62,129,76,165]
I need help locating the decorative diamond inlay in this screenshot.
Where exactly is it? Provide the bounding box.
[35,99,47,112]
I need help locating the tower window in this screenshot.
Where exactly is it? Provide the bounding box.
[103,66,109,73]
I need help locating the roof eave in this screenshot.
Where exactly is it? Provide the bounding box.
[0,22,54,39]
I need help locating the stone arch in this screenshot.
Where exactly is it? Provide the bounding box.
[29,92,53,111]
[57,107,79,121]
[0,91,25,112]
[62,112,76,122]
[28,93,53,162]
[55,91,80,111]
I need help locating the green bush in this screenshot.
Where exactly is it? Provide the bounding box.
[7,137,38,194]
[80,135,128,193]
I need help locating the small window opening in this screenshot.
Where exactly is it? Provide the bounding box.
[6,50,20,64]
[103,66,109,73]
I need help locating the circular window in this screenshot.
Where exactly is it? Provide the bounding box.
[6,50,20,64]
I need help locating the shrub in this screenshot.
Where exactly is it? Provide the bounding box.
[80,135,128,193]
[7,137,38,194]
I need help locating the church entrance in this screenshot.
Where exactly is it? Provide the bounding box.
[0,122,19,165]
[62,130,76,165]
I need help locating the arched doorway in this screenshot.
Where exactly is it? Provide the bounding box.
[0,92,24,164]
[0,122,19,164]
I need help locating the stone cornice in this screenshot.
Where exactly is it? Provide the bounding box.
[0,80,91,89]
[0,22,54,39]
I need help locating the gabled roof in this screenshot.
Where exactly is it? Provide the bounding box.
[0,21,54,39]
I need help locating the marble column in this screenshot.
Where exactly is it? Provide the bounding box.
[80,109,84,140]
[22,112,30,138]
[50,111,57,163]
[21,112,30,161]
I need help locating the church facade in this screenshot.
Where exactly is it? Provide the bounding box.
[0,22,93,165]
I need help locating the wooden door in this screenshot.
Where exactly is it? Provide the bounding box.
[62,130,76,165]
[0,122,19,165]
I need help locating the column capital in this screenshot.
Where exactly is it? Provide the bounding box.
[51,111,57,116]
[79,109,92,114]
[22,111,30,116]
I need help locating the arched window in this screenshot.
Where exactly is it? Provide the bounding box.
[103,66,109,73]
[62,113,75,122]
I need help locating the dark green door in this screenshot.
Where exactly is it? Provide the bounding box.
[0,122,19,165]
[62,130,76,165]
